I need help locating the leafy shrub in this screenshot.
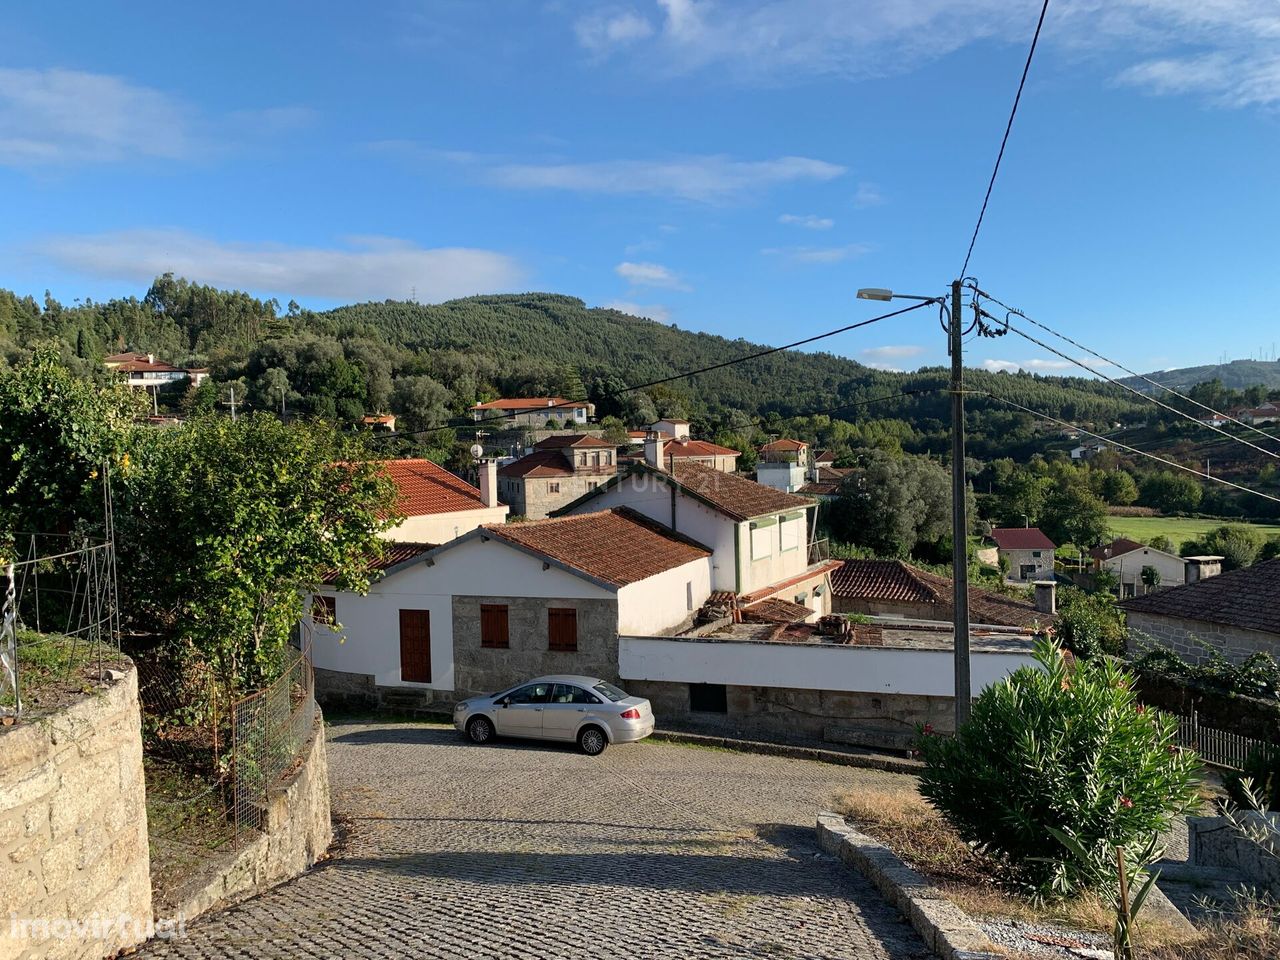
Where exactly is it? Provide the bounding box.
[1226,747,1280,812]
[918,638,1199,897]
[1133,640,1280,702]
[1056,587,1126,659]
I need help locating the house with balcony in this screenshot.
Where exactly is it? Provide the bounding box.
[756,438,810,493]
[470,397,594,428]
[497,434,618,519]
[104,352,208,390]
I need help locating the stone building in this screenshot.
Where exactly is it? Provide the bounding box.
[497,435,618,519]
[989,527,1057,582]
[1121,558,1279,665]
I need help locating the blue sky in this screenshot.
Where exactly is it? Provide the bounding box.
[2,1,1279,375]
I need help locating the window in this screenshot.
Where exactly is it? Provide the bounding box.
[780,516,803,552]
[1032,550,1043,558]
[548,482,561,493]
[587,481,598,490]
[399,609,431,683]
[592,452,601,466]
[548,607,578,651]
[690,683,728,713]
[551,683,600,704]
[508,682,551,704]
[480,604,509,649]
[750,523,773,561]
[686,580,694,611]
[311,595,336,625]
[593,681,628,702]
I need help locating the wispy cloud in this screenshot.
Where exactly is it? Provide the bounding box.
[487,154,845,202]
[0,67,189,167]
[853,181,885,208]
[31,229,526,302]
[615,260,691,291]
[1115,51,1280,108]
[862,344,924,361]
[762,242,872,264]
[602,299,672,322]
[865,361,904,372]
[778,213,834,230]
[981,357,1086,374]
[575,9,655,56]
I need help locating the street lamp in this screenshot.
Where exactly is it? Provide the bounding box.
[859,279,972,729]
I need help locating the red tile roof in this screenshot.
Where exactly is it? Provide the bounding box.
[483,507,711,587]
[103,351,151,364]
[1121,559,1280,635]
[114,358,185,373]
[990,527,1056,551]
[742,597,813,624]
[662,439,740,459]
[830,559,1050,628]
[668,460,811,521]
[760,438,808,453]
[1088,538,1147,562]
[471,397,589,410]
[497,449,575,478]
[534,434,615,449]
[378,459,489,516]
[813,449,836,464]
[321,541,436,584]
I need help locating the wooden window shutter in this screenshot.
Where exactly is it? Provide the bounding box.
[399,609,431,683]
[480,604,509,649]
[547,607,577,652]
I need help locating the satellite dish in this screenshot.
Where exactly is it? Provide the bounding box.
[470,443,485,459]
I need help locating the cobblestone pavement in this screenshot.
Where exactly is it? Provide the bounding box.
[141,722,930,959]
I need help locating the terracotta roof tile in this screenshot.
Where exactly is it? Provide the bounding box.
[990,527,1057,551]
[471,397,589,410]
[1088,538,1147,562]
[534,434,615,449]
[378,459,489,516]
[742,597,813,624]
[668,460,811,521]
[497,449,574,478]
[760,438,808,452]
[483,507,711,587]
[662,439,740,459]
[1120,559,1280,635]
[322,541,436,584]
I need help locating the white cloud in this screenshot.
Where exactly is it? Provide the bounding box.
[615,260,691,291]
[865,361,904,372]
[778,213,834,230]
[982,359,1022,373]
[602,300,672,322]
[0,67,190,167]
[981,357,1090,374]
[853,181,885,208]
[575,9,655,55]
[32,229,526,302]
[862,344,924,360]
[487,154,845,202]
[762,243,872,264]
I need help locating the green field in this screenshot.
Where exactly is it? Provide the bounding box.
[1106,515,1280,550]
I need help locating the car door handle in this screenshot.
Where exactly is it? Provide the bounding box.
[576,708,585,712]
[534,707,542,712]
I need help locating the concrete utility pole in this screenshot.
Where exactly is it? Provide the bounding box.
[228,386,237,422]
[949,279,972,728]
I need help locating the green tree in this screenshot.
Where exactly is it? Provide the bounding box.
[1139,471,1203,513]
[0,345,138,536]
[116,415,398,690]
[1040,485,1110,549]
[1096,470,1138,506]
[829,452,969,558]
[1057,587,1126,658]
[597,415,629,446]
[390,375,453,433]
[1199,523,1264,570]
[1148,534,1175,554]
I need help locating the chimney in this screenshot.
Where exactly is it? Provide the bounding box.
[479,459,499,508]
[644,431,665,469]
[1184,556,1223,583]
[1033,580,1057,616]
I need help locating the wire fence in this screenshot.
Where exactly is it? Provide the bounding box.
[1174,707,1276,771]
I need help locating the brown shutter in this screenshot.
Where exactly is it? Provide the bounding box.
[399,609,432,682]
[480,604,509,649]
[548,607,577,652]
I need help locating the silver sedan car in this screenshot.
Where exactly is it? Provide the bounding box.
[453,675,655,756]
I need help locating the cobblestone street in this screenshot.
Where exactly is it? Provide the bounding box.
[140,721,930,959]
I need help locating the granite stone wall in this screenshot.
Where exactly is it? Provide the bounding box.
[1126,611,1280,666]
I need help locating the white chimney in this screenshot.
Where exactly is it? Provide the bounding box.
[479,459,499,508]
[1184,556,1223,583]
[1033,580,1057,616]
[644,431,665,469]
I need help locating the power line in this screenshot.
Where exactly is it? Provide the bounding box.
[373,299,935,442]
[959,0,1051,278]
[980,289,1280,449]
[975,390,1280,506]
[995,313,1280,463]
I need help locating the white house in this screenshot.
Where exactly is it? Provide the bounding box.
[555,451,837,618]
[756,438,810,493]
[1089,538,1187,596]
[377,458,508,543]
[990,527,1057,582]
[470,397,594,427]
[306,507,713,707]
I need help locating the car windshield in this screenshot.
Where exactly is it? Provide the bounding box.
[593,682,628,702]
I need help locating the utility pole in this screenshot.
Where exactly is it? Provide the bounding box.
[949,278,972,728]
[229,386,237,422]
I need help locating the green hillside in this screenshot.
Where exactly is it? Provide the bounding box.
[1125,358,1280,393]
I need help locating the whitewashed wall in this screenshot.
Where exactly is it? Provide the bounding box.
[619,636,1037,697]
[1104,547,1186,589]
[380,504,509,544]
[617,557,713,635]
[737,514,812,595]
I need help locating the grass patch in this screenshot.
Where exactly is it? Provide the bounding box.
[1105,516,1280,551]
[2,631,128,718]
[145,756,236,912]
[833,784,1192,950]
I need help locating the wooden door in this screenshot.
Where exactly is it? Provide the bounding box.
[399,609,431,683]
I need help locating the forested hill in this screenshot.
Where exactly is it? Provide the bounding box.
[1123,358,1280,393]
[1,279,1150,458]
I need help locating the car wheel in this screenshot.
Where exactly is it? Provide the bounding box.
[578,725,608,756]
[466,716,494,744]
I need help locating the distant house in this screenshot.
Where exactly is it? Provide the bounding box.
[990,527,1056,582]
[812,450,836,469]
[104,352,208,390]
[557,449,834,611]
[498,434,618,519]
[756,439,810,493]
[1089,538,1187,597]
[830,559,1055,627]
[1121,558,1277,666]
[796,465,851,500]
[306,507,714,707]
[639,433,740,473]
[377,458,508,543]
[1070,442,1110,461]
[361,413,397,432]
[470,397,594,427]
[1244,402,1280,426]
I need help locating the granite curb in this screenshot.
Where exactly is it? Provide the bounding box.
[652,730,924,774]
[817,811,1002,960]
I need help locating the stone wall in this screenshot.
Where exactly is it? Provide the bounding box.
[453,594,619,698]
[1126,611,1280,666]
[0,664,152,960]
[171,715,333,918]
[627,679,953,741]
[1189,813,1280,894]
